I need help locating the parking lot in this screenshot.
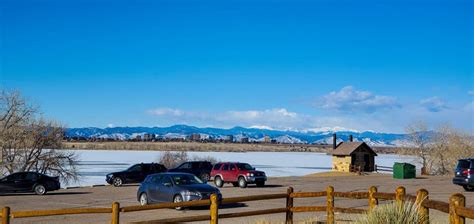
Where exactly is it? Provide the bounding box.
[1,174,473,224]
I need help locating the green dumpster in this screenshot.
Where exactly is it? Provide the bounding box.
[393,162,416,179]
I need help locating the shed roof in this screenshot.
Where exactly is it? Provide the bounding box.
[332,142,377,156]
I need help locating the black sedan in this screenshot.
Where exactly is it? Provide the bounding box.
[0,172,60,195]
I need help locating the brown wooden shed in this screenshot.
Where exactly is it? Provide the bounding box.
[332,142,377,172]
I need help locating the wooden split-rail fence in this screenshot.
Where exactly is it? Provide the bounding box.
[1,185,474,224]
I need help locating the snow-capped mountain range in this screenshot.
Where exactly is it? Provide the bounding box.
[65,125,413,147]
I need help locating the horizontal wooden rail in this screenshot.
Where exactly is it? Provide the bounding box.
[456,207,474,219]
[334,192,369,199]
[290,191,326,198]
[424,199,450,214]
[12,208,111,218]
[221,193,287,204]
[131,208,288,224]
[219,208,288,219]
[334,207,367,214]
[131,214,211,224]
[291,206,326,213]
[121,199,210,213]
[373,192,396,200]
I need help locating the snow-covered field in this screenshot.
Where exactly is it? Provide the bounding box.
[68,150,419,187]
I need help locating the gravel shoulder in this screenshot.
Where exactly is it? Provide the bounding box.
[1,174,473,224]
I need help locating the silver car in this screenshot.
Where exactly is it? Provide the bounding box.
[137,172,221,208]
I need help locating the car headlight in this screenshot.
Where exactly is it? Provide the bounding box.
[248,173,254,177]
[107,174,113,178]
[183,191,201,197]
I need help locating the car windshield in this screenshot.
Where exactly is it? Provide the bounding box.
[171,174,203,185]
[236,163,254,170]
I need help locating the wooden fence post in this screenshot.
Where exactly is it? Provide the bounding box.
[210,194,219,224]
[449,193,465,224]
[286,187,294,224]
[368,186,378,211]
[416,189,429,224]
[111,202,120,224]
[2,207,10,224]
[326,186,334,224]
[395,186,406,207]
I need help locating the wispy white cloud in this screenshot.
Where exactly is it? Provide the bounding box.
[314,86,399,113]
[147,108,185,116]
[468,90,474,96]
[419,97,448,112]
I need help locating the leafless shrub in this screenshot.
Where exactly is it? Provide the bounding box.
[0,90,79,183]
[158,151,189,168]
[158,151,219,169]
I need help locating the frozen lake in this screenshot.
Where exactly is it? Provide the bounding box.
[68,150,419,187]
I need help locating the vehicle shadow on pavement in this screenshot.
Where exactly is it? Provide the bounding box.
[0,192,92,197]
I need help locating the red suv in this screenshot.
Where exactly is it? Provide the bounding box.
[210,162,267,188]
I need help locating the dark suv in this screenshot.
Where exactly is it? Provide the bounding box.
[106,163,167,187]
[167,161,213,182]
[453,158,474,191]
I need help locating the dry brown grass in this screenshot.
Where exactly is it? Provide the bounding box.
[62,141,330,152]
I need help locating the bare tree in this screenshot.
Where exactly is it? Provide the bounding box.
[405,121,431,174]
[0,90,78,183]
[430,124,473,175]
[405,121,474,175]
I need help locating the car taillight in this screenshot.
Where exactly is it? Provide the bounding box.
[462,169,474,176]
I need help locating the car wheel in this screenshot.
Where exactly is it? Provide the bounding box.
[200,173,210,182]
[34,184,47,195]
[232,182,239,187]
[139,193,148,206]
[463,185,474,192]
[238,177,247,188]
[214,176,224,188]
[113,177,123,187]
[256,181,265,187]
[174,194,184,210]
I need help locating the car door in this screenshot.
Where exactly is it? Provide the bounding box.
[148,175,163,202]
[126,165,143,183]
[6,173,29,192]
[0,174,20,193]
[221,164,230,181]
[159,176,176,202]
[23,173,39,191]
[229,164,239,182]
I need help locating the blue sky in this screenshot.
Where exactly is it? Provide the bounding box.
[1,0,473,133]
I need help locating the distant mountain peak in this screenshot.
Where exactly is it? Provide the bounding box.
[65,124,412,147]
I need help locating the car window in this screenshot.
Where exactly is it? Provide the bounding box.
[178,163,191,169]
[6,173,25,181]
[222,164,229,171]
[230,164,237,171]
[171,174,203,185]
[162,176,173,185]
[236,163,254,170]
[192,162,200,169]
[142,164,151,172]
[148,175,162,183]
[25,173,39,180]
[212,164,222,170]
[128,165,142,172]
